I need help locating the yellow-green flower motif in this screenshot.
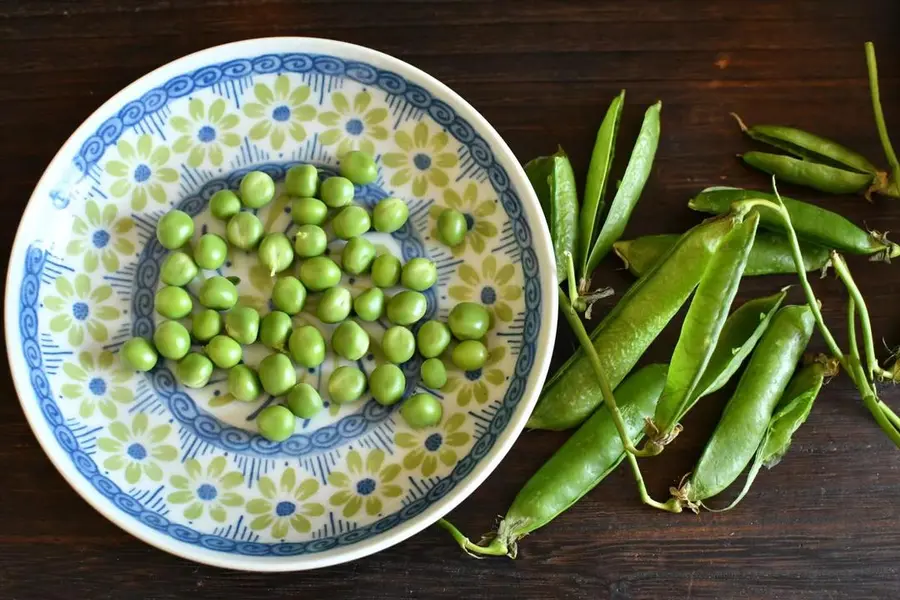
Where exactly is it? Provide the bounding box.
[317,90,389,157]
[328,449,403,518]
[396,413,470,477]
[446,346,507,407]
[242,75,316,151]
[449,255,521,323]
[167,457,245,523]
[105,135,178,210]
[246,468,324,538]
[171,98,241,167]
[382,122,458,197]
[66,200,135,273]
[60,350,132,419]
[45,274,120,346]
[97,413,178,485]
[428,182,498,254]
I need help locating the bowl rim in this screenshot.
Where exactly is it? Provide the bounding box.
[4,36,558,571]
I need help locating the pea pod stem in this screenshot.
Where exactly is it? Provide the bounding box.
[866,42,900,196]
[733,181,900,448]
[437,519,507,557]
[848,298,860,365]
[557,273,656,458]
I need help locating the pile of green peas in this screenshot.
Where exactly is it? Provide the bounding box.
[119,151,494,442]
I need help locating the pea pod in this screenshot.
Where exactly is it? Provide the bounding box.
[649,212,759,446]
[578,91,625,279]
[742,151,874,195]
[707,358,834,512]
[440,363,668,558]
[582,102,661,281]
[689,186,900,260]
[524,150,578,283]
[670,304,815,510]
[733,113,879,175]
[528,213,738,430]
[614,231,830,278]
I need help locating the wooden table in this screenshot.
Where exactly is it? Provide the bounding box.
[2,1,899,598]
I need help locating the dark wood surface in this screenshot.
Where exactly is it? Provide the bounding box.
[3,1,900,598]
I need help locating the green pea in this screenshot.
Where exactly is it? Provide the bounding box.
[289,325,326,367]
[176,352,214,388]
[386,290,428,325]
[272,276,306,314]
[341,236,376,275]
[226,212,264,250]
[448,302,490,340]
[371,254,401,288]
[353,287,384,322]
[194,233,228,270]
[416,320,451,358]
[286,383,324,419]
[225,306,260,345]
[332,205,371,239]
[191,309,222,342]
[155,286,192,319]
[369,364,406,406]
[299,256,341,291]
[401,393,442,429]
[437,208,467,247]
[259,311,292,350]
[209,189,242,221]
[293,224,328,258]
[258,353,297,396]
[328,366,367,404]
[319,176,355,208]
[153,321,191,360]
[156,210,194,250]
[452,339,488,371]
[372,197,409,233]
[205,335,242,369]
[420,358,447,389]
[160,251,198,286]
[317,286,352,323]
[239,171,275,208]
[401,257,437,291]
[198,275,238,310]
[228,364,261,402]
[256,405,295,442]
[331,321,370,361]
[285,164,319,197]
[121,337,158,372]
[382,326,415,364]
[291,197,328,226]
[339,150,378,185]
[258,232,294,276]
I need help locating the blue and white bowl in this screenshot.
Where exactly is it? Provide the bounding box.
[5,38,557,571]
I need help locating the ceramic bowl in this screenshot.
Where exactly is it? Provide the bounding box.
[5,37,556,570]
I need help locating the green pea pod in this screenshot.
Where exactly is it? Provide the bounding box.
[528,212,738,430]
[650,212,759,442]
[733,114,879,175]
[582,102,661,281]
[695,290,787,398]
[671,304,815,510]
[742,151,874,195]
[706,359,832,512]
[614,231,830,278]
[524,149,578,283]
[689,186,900,260]
[440,363,667,558]
[578,91,625,280]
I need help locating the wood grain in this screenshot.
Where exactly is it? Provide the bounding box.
[2,1,900,598]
